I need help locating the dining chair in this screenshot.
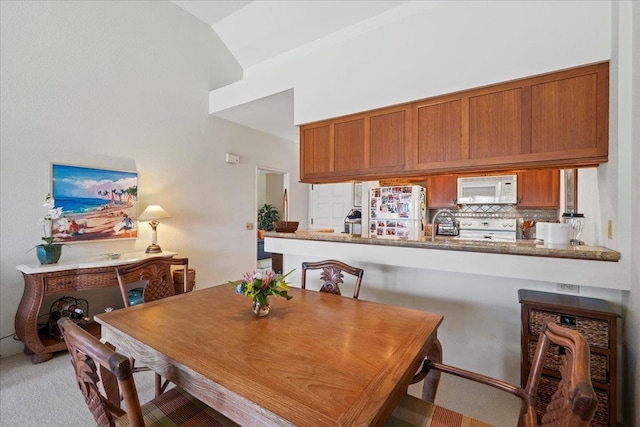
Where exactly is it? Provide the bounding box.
[301,259,364,298]
[386,321,598,427]
[57,317,238,427]
[115,257,190,396]
[116,258,190,308]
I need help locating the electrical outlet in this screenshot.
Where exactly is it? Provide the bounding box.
[246,223,254,230]
[608,220,613,239]
[557,283,580,294]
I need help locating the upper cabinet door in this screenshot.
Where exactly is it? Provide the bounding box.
[300,124,331,181]
[530,63,608,160]
[427,175,458,208]
[469,88,523,160]
[517,170,560,208]
[368,106,411,172]
[413,98,464,169]
[334,118,365,173]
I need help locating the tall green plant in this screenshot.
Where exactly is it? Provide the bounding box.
[258,204,280,231]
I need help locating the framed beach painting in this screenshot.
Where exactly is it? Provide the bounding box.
[51,163,138,243]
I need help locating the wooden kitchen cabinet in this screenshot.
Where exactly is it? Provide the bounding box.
[427,175,458,208]
[517,170,560,208]
[413,96,464,169]
[300,104,411,183]
[300,62,608,184]
[300,124,331,179]
[519,289,619,427]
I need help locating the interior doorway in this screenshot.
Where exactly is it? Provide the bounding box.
[256,167,289,270]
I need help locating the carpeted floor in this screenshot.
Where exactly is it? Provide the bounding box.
[1,351,520,426]
[0,351,156,426]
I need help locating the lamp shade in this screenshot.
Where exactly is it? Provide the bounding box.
[138,205,171,221]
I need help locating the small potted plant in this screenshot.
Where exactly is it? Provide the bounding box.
[32,193,66,264]
[257,204,280,235]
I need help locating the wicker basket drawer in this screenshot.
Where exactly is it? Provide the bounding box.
[537,376,608,427]
[527,340,609,383]
[45,276,78,293]
[76,272,117,289]
[529,309,610,349]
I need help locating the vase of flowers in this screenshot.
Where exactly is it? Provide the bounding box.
[232,269,294,316]
[33,194,65,264]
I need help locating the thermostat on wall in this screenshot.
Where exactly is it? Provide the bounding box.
[225,153,240,164]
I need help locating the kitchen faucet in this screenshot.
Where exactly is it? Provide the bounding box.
[431,209,459,242]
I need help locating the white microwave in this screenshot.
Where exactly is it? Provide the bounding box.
[457,174,517,204]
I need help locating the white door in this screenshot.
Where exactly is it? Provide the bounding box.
[309,183,353,233]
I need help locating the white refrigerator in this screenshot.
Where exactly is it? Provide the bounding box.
[369,185,426,239]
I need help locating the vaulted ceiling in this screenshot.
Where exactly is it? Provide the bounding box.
[171,1,417,142]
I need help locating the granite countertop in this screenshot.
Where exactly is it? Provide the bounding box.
[264,230,620,262]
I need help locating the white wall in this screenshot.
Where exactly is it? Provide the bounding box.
[621,1,640,424]
[0,1,309,358]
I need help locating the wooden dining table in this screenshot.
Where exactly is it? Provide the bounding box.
[95,284,443,427]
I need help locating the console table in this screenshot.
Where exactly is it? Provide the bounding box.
[15,251,176,363]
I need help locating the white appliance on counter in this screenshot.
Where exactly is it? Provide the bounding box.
[456,218,517,242]
[369,185,426,239]
[457,174,517,204]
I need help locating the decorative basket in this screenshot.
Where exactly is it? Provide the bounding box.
[527,340,608,382]
[529,309,610,349]
[273,221,299,233]
[173,268,196,293]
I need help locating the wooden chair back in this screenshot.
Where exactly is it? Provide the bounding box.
[301,259,364,299]
[116,258,189,308]
[57,317,145,427]
[401,321,597,427]
[525,321,598,426]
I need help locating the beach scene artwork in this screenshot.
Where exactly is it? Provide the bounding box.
[51,164,138,243]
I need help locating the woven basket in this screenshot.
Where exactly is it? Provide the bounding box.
[529,309,609,349]
[273,221,299,233]
[173,268,196,293]
[537,376,608,427]
[527,341,608,383]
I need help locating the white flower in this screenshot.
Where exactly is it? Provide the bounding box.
[43,194,55,209]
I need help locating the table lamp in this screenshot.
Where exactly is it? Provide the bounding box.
[138,205,171,253]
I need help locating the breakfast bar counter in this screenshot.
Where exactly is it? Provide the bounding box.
[264,230,620,262]
[264,231,627,291]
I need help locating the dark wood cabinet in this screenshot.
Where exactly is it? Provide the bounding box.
[519,290,619,427]
[468,88,523,160]
[368,107,411,172]
[300,62,608,184]
[413,97,464,169]
[517,170,560,208]
[300,124,331,179]
[427,175,458,208]
[300,105,411,182]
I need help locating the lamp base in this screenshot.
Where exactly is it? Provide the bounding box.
[145,244,163,253]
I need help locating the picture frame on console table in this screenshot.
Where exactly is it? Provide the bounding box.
[51,163,138,243]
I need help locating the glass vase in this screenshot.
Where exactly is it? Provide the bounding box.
[252,297,270,317]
